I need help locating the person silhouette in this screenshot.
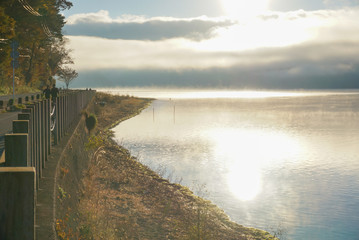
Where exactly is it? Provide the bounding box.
[50,84,59,101]
[43,85,51,99]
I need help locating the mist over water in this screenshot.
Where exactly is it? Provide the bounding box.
[108,88,359,240]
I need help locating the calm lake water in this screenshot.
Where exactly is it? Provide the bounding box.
[106,88,359,240]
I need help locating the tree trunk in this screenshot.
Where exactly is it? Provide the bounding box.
[25,42,36,85]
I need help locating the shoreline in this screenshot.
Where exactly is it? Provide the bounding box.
[55,92,277,239]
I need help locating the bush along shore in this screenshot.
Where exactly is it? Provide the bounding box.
[55,92,277,240]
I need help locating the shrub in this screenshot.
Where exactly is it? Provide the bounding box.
[85,113,97,133]
[85,135,104,150]
[7,98,14,106]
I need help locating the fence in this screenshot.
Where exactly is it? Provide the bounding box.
[0,92,41,158]
[0,90,95,240]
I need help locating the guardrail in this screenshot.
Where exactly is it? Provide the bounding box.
[0,89,96,240]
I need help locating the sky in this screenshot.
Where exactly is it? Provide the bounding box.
[60,0,359,89]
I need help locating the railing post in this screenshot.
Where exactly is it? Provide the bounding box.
[5,134,29,167]
[25,105,37,164]
[54,97,60,144]
[65,94,69,129]
[43,99,50,160]
[19,111,33,166]
[47,99,52,154]
[24,103,41,186]
[12,120,30,166]
[0,167,36,240]
[18,111,39,190]
[59,96,63,137]
[35,102,42,178]
[39,100,45,169]
[61,95,65,137]
[70,93,74,123]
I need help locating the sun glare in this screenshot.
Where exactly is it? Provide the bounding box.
[228,163,262,201]
[208,128,301,201]
[220,0,269,18]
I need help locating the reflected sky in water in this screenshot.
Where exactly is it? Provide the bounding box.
[110,89,359,240]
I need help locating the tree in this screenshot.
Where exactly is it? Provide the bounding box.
[48,38,73,76]
[0,0,74,92]
[0,6,16,87]
[57,66,78,88]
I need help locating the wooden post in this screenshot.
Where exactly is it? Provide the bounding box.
[47,99,51,154]
[5,134,29,167]
[24,105,38,171]
[43,99,50,160]
[18,112,39,190]
[39,101,45,168]
[54,97,60,144]
[0,167,36,240]
[61,95,65,137]
[24,103,41,185]
[13,120,29,134]
[12,120,30,166]
[35,102,42,177]
[70,93,74,124]
[20,110,34,167]
[65,95,69,129]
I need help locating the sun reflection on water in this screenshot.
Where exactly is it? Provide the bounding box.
[228,162,262,201]
[208,128,302,201]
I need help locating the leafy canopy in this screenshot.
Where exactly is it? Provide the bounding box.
[0,0,77,93]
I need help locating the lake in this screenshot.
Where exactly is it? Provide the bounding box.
[106,88,359,240]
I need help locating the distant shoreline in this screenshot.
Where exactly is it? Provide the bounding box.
[96,87,359,101]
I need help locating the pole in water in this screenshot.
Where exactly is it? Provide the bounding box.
[173,104,176,124]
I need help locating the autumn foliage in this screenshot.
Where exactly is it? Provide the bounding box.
[0,0,76,92]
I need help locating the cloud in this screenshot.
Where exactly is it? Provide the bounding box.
[68,35,359,71]
[67,8,359,70]
[65,8,359,89]
[67,36,245,70]
[68,35,359,89]
[64,10,235,41]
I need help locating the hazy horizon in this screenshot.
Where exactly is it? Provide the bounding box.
[67,69,359,90]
